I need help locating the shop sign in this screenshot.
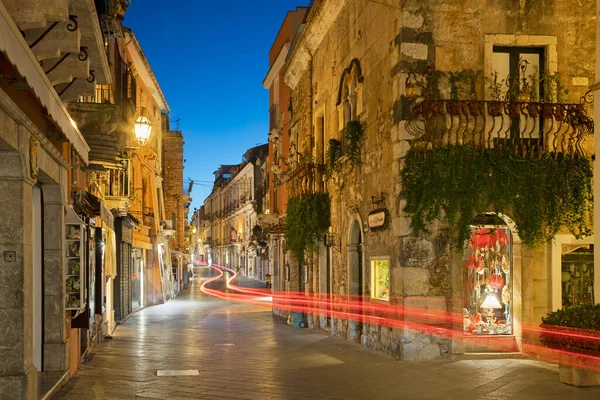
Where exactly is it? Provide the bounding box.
[368,209,387,230]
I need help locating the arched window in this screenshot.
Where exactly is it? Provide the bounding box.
[336,58,364,143]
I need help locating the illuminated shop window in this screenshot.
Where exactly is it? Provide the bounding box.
[371,259,389,301]
[464,216,512,335]
[561,244,594,307]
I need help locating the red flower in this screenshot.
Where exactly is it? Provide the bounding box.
[465,254,484,271]
[494,229,509,247]
[469,228,509,249]
[488,274,505,289]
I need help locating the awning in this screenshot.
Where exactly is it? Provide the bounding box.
[72,189,114,230]
[0,2,89,163]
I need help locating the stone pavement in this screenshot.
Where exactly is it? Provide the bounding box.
[53,266,600,400]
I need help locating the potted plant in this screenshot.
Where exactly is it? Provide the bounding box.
[540,304,600,386]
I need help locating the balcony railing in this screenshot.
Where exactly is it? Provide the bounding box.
[406,100,594,157]
[103,160,130,197]
[77,85,115,104]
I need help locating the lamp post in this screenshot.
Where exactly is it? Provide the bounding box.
[134,113,153,146]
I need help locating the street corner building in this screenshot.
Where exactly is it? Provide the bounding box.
[0,0,188,398]
[262,0,598,361]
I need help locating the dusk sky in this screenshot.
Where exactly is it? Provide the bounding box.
[125,1,310,211]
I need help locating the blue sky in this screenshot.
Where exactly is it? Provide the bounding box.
[125,1,310,211]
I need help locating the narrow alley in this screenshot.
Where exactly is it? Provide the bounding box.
[53,267,600,400]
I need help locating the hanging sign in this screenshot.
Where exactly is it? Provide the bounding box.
[368,209,387,230]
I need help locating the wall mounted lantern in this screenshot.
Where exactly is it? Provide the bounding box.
[134,110,153,146]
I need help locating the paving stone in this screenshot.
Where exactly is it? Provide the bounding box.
[54,266,600,400]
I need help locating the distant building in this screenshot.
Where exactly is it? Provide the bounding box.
[198,144,269,279]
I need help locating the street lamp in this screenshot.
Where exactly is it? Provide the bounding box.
[134,112,153,146]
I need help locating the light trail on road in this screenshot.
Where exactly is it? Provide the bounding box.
[199,263,600,373]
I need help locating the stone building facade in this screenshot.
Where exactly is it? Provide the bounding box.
[278,0,596,361]
[263,7,309,314]
[0,1,184,397]
[0,0,112,397]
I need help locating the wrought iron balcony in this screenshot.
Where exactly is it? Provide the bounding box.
[405,99,594,158]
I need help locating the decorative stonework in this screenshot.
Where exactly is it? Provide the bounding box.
[29,135,39,180]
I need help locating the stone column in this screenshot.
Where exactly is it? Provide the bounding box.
[0,151,38,399]
[42,183,69,372]
[347,243,362,343]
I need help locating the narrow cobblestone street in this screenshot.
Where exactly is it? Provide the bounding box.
[54,267,600,400]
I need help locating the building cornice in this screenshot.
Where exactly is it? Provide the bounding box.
[124,30,170,112]
[263,42,290,89]
[283,0,347,89]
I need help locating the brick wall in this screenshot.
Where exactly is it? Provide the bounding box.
[162,130,185,252]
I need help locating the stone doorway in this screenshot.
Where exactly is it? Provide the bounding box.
[32,185,43,372]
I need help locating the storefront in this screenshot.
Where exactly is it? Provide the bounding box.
[114,214,139,322]
[131,247,144,310]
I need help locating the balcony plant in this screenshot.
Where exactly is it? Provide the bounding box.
[285,193,331,261]
[326,138,342,173]
[400,146,593,250]
[540,304,600,386]
[343,120,363,166]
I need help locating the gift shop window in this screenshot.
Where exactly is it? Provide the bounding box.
[371,259,390,301]
[464,216,512,335]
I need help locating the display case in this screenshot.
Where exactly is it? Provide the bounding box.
[65,207,86,312]
[464,222,512,335]
[371,259,390,300]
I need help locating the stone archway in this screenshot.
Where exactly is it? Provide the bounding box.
[348,219,363,342]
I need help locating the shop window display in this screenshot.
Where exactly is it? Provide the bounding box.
[464,223,512,335]
[371,259,389,300]
[561,244,594,307]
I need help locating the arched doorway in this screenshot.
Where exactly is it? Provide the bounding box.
[348,219,363,342]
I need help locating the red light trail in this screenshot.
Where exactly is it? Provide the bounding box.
[199,264,600,372]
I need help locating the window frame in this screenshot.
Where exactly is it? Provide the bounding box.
[370,257,390,301]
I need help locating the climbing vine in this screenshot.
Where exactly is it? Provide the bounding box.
[285,193,331,261]
[400,146,593,249]
[326,138,342,173]
[344,120,363,166]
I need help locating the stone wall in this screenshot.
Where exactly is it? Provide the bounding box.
[283,0,595,360]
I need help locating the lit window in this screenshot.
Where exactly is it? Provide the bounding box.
[464,216,512,335]
[371,259,389,300]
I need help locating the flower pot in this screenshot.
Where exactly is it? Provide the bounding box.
[540,324,600,387]
[559,353,600,387]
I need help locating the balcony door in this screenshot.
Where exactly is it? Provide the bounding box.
[492,46,545,147]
